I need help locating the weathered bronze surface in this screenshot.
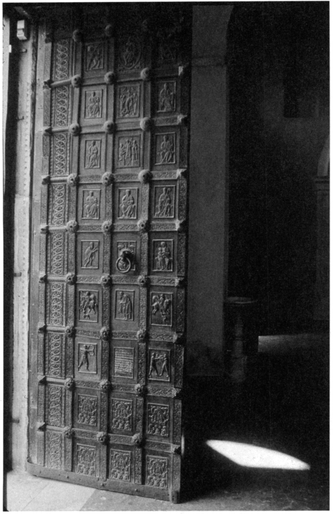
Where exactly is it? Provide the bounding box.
[29,4,191,503]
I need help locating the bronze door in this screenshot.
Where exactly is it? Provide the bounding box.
[28,5,191,502]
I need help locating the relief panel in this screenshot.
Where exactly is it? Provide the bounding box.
[78,289,99,323]
[150,292,173,327]
[81,240,100,270]
[77,342,97,375]
[47,283,65,326]
[81,189,101,220]
[113,347,135,379]
[146,456,168,489]
[46,333,64,378]
[48,232,65,275]
[77,394,98,426]
[156,81,176,113]
[148,350,170,382]
[147,403,170,437]
[46,431,62,470]
[84,140,102,170]
[117,34,142,72]
[76,444,97,476]
[115,241,137,273]
[46,385,63,427]
[118,188,138,219]
[51,133,69,177]
[117,84,140,118]
[49,184,67,226]
[85,42,105,73]
[110,450,131,482]
[153,186,176,219]
[115,290,135,322]
[53,39,70,81]
[152,240,173,272]
[111,398,133,433]
[116,135,141,169]
[155,133,176,166]
[84,89,103,120]
[53,86,70,127]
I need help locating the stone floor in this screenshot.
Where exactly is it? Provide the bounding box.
[5,332,329,511]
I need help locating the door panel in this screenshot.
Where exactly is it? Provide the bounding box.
[29,4,191,502]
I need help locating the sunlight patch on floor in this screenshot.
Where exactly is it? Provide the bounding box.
[206,440,310,470]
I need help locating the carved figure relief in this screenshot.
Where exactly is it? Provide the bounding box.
[153,241,173,272]
[118,137,140,167]
[158,82,176,112]
[118,35,141,71]
[116,242,136,272]
[79,290,99,322]
[111,399,133,432]
[148,351,170,381]
[118,189,137,219]
[78,344,96,373]
[147,404,170,437]
[77,395,98,426]
[81,241,99,269]
[118,85,139,118]
[146,456,168,489]
[82,190,100,219]
[156,134,176,165]
[151,293,172,326]
[85,91,102,119]
[154,187,175,218]
[116,290,134,321]
[85,43,104,71]
[85,140,101,169]
[110,450,131,482]
[76,444,96,476]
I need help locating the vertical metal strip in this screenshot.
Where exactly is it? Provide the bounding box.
[140,233,149,275]
[65,388,74,427]
[174,344,184,389]
[103,233,111,274]
[67,284,75,327]
[100,445,108,479]
[37,431,45,466]
[139,287,147,332]
[100,391,108,432]
[64,436,72,471]
[38,282,46,325]
[177,232,186,277]
[135,397,144,434]
[173,399,182,445]
[102,287,110,327]
[134,448,143,484]
[37,333,45,375]
[138,343,146,386]
[172,453,181,498]
[176,288,185,333]
[101,340,109,380]
[65,334,74,378]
